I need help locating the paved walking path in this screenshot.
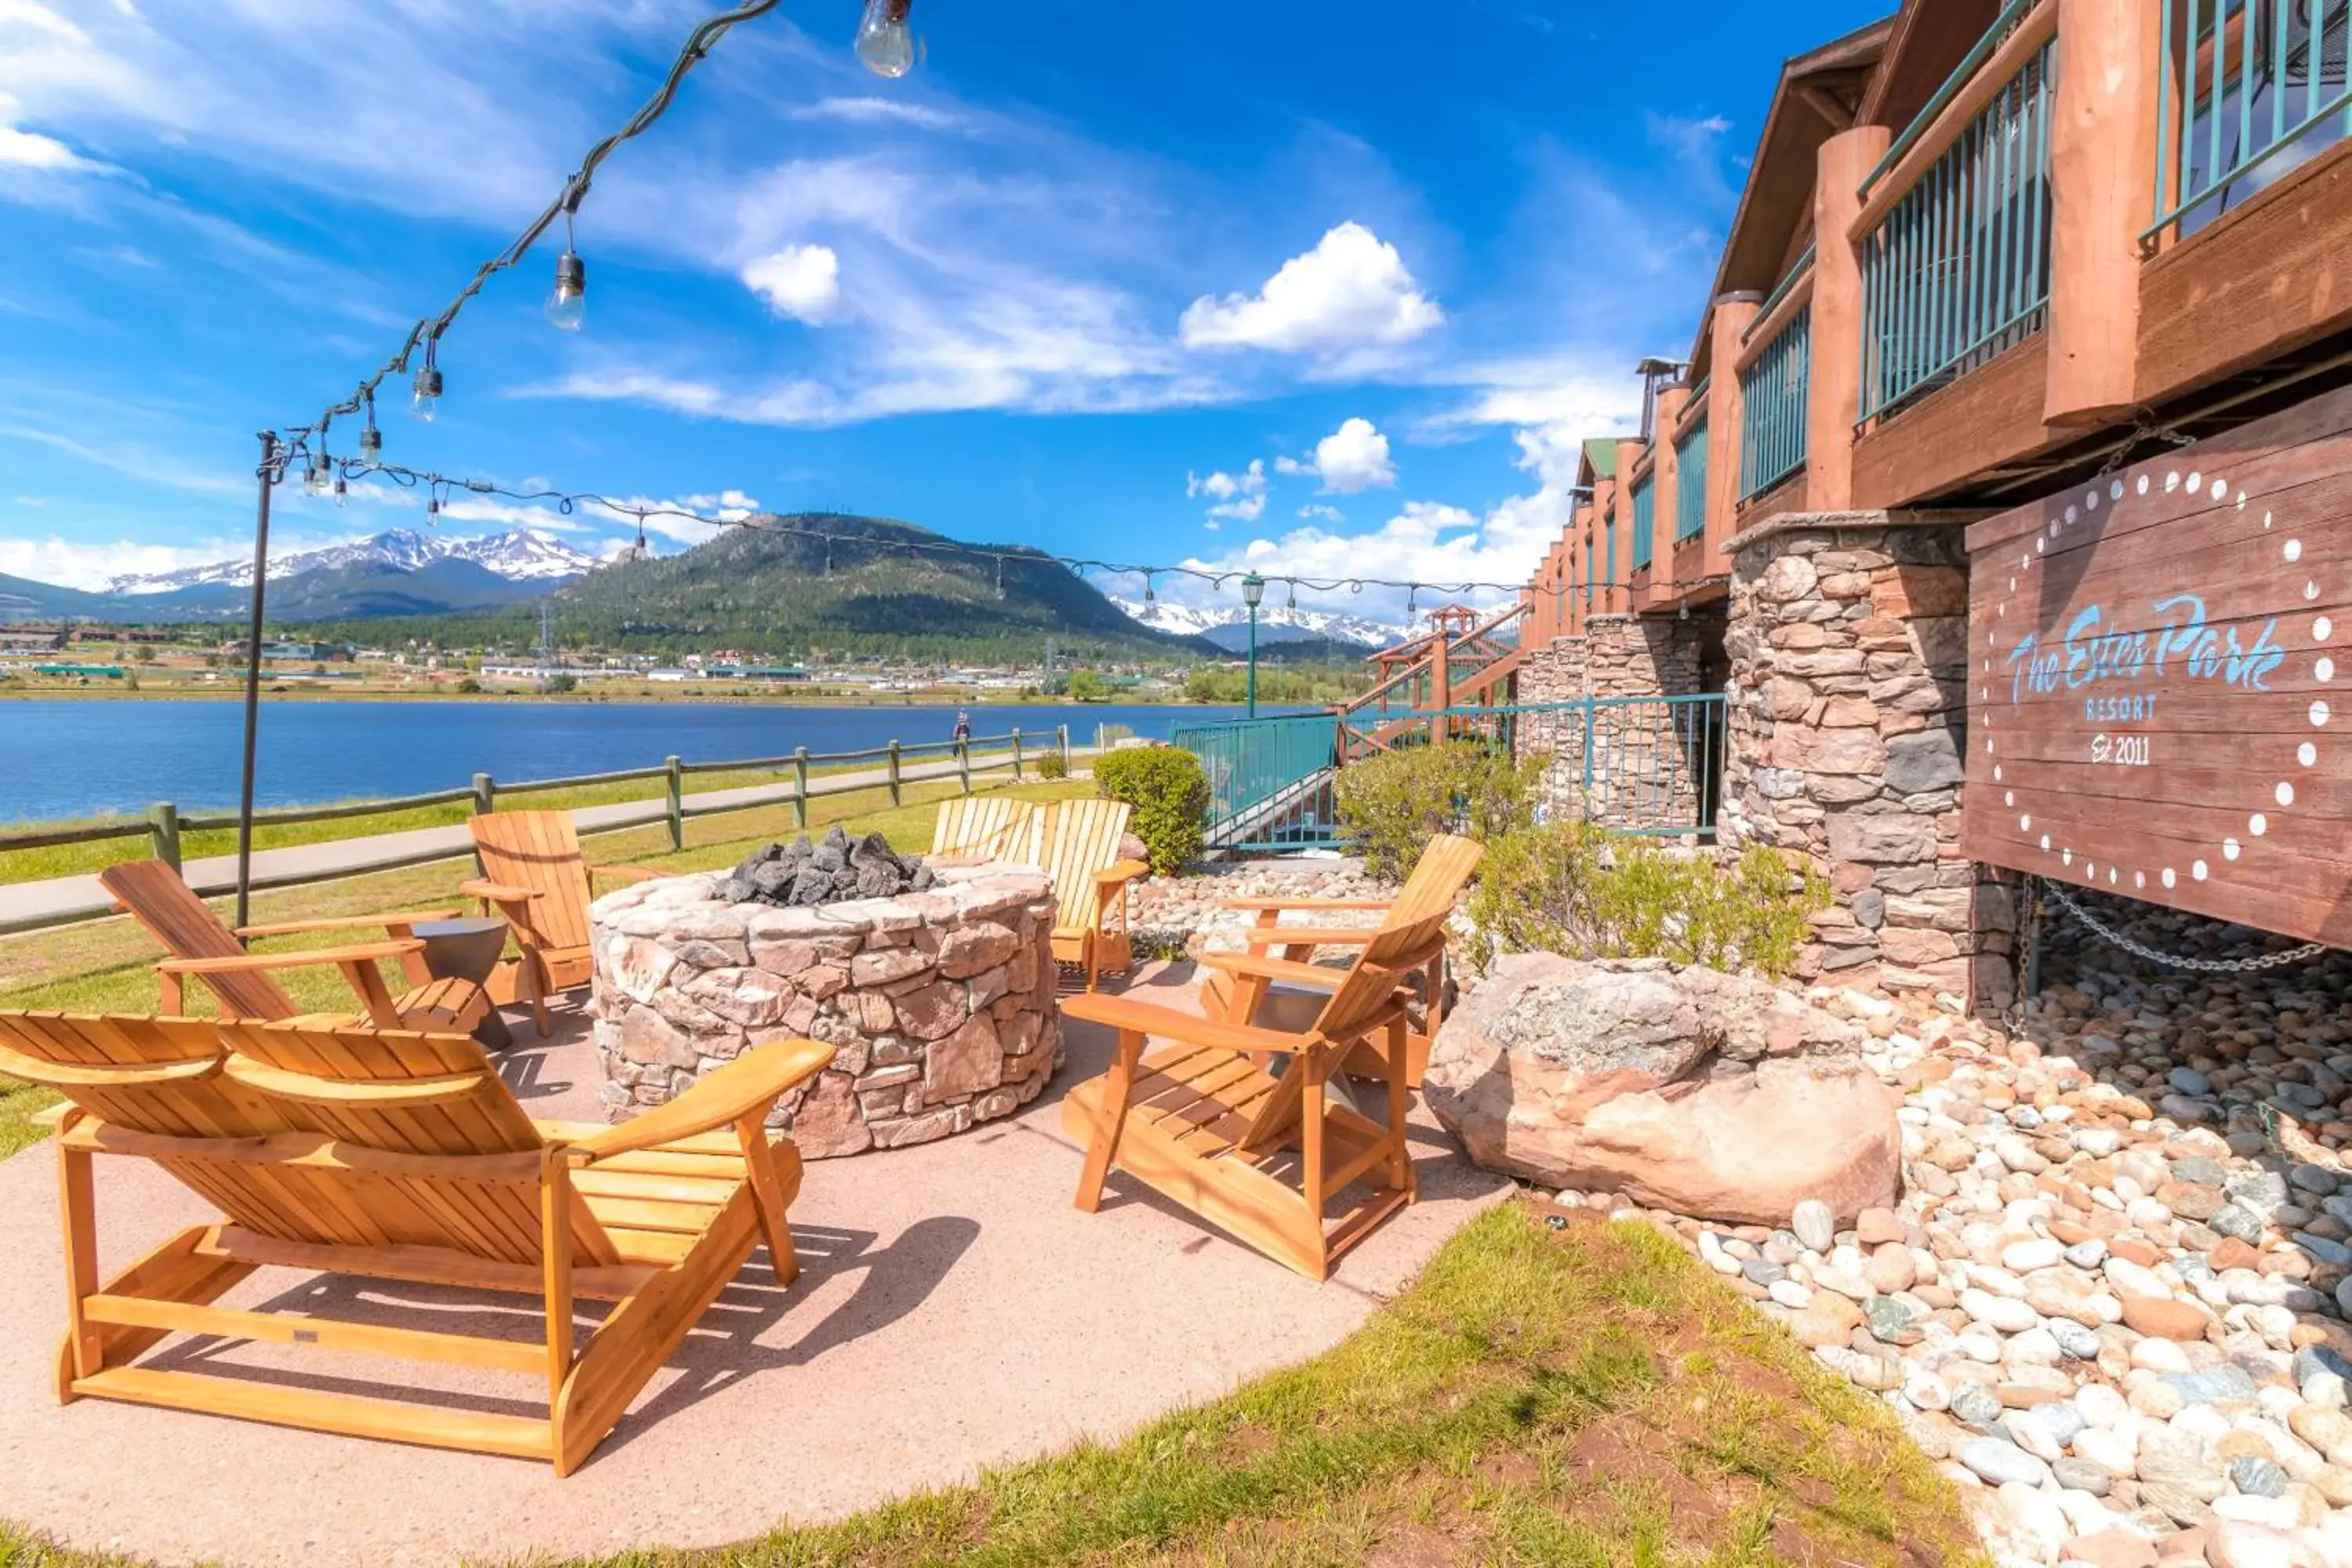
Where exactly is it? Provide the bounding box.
[0,752,1079,935]
[0,967,1508,1566]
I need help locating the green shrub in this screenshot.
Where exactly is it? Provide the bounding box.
[1093,746,1208,874]
[1036,750,1069,780]
[1333,742,1544,879]
[1466,822,1826,978]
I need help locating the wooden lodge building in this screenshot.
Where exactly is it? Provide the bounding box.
[1512,0,2352,1011]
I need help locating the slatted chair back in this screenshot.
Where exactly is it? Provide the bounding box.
[98,860,300,1020]
[205,1018,618,1265]
[1028,797,1132,932]
[469,811,596,955]
[0,1012,281,1140]
[931,797,1035,860]
[1308,833,1483,1044]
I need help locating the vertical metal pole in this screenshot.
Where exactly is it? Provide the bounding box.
[234,433,277,931]
[1246,605,1258,718]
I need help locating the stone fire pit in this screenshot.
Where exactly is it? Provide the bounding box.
[587,862,1063,1156]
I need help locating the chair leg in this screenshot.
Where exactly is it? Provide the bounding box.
[525,951,553,1037]
[1299,1047,1330,1280]
[735,1114,800,1286]
[1075,1028,1145,1212]
[1385,1014,1414,1197]
[56,1143,100,1392]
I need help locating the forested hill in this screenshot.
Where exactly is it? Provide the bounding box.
[307,513,1218,661]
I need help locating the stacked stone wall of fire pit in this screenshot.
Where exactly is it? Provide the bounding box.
[588,864,1062,1156]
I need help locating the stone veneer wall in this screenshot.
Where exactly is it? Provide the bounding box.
[1515,613,1713,826]
[1716,517,2014,1012]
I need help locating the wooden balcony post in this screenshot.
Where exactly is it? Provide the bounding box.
[1808,125,1891,510]
[1651,387,1690,594]
[1707,294,1762,559]
[2043,0,2159,425]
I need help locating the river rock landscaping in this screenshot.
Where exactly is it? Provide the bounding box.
[1518,893,2352,1567]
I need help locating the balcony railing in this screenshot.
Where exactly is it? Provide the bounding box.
[1857,31,2057,423]
[1672,419,1709,542]
[1629,472,1655,571]
[2154,0,2352,240]
[1740,299,1810,499]
[1584,535,1595,612]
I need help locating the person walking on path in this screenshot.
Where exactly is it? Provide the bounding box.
[953,710,972,746]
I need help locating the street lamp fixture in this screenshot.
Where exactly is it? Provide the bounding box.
[1242,572,1265,717]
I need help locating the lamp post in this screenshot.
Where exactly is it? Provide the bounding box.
[1242,572,1265,717]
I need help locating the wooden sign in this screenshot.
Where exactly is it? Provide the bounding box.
[1963,382,2352,948]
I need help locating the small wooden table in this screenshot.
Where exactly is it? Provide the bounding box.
[410,917,512,1047]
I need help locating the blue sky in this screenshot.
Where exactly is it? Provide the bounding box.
[0,0,1884,622]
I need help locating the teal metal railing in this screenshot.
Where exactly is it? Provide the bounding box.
[1173,713,1343,851]
[1857,33,2056,423]
[1356,696,1727,837]
[1740,300,1810,499]
[2153,0,2352,240]
[1673,418,1709,541]
[1860,0,2043,200]
[1630,472,1656,570]
[1584,535,1595,612]
[1746,245,1815,337]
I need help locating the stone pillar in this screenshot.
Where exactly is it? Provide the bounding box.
[1719,516,2014,1014]
[2044,0,2159,425]
[1807,127,1890,510]
[1581,613,1714,830]
[1518,635,1590,817]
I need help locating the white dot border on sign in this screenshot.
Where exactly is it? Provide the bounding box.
[1982,466,2328,896]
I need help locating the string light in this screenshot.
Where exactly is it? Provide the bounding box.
[276,0,917,452]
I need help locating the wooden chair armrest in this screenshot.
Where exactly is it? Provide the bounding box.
[1237,925,1385,946]
[1220,896,1395,912]
[158,940,423,975]
[457,880,540,902]
[1198,950,1353,989]
[562,1038,837,1163]
[234,909,462,938]
[1094,859,1151,888]
[1060,991,1315,1054]
[592,864,668,886]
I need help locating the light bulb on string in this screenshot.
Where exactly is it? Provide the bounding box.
[332,474,349,508]
[546,212,586,332]
[412,354,443,423]
[854,0,916,78]
[1142,571,1156,606]
[303,455,331,498]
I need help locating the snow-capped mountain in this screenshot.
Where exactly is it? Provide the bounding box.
[105,529,597,595]
[1109,595,1410,649]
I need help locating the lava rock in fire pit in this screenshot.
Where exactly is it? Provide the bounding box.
[712,824,934,906]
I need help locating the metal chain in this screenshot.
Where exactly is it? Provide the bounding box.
[2095,407,2199,477]
[2040,877,2326,972]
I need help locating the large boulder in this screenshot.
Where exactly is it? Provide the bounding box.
[1423,953,1900,1225]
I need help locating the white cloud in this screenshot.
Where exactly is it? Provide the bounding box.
[1304,416,1396,494]
[742,243,840,322]
[0,530,325,590]
[1297,503,1344,523]
[1179,222,1443,358]
[788,96,964,131]
[1185,459,1266,524]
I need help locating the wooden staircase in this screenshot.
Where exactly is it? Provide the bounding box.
[1336,603,1527,759]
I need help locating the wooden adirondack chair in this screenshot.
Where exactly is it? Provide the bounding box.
[99,859,488,1034]
[1024,797,1149,993]
[462,811,666,1036]
[1058,833,1483,1279]
[0,1008,833,1474]
[1208,835,1485,1089]
[930,795,1036,861]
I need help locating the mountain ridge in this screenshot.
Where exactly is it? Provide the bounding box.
[106,528,598,595]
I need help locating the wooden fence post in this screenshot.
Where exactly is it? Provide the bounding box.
[1058,724,1070,770]
[1011,728,1025,780]
[793,746,810,829]
[472,772,496,816]
[887,740,902,807]
[957,737,971,795]
[147,802,181,871]
[664,756,684,851]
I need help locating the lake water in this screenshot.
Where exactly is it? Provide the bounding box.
[0,699,1290,823]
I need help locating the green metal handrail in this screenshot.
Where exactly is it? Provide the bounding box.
[1740,300,1811,499]
[2151,0,2352,240]
[1857,33,2056,423]
[1630,473,1656,571]
[1673,419,1710,542]
[1860,0,2045,199]
[1172,714,1341,841]
[1744,246,1816,342]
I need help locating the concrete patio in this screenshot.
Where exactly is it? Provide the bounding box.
[0,963,1510,1566]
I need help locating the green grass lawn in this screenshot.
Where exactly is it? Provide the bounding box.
[0,741,1047,885]
[0,775,1094,1159]
[0,1206,1982,1567]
